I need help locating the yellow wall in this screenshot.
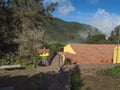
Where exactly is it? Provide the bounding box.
[64,44,76,54]
[61,44,76,64]
[39,53,50,57]
[113,46,120,64]
[62,55,66,64]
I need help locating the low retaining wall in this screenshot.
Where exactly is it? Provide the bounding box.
[0,64,25,70]
[0,64,21,69]
[80,64,120,75]
[62,64,120,75]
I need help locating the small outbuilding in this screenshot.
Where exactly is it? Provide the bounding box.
[38,47,50,57]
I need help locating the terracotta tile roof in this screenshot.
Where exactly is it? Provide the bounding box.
[63,43,117,64]
[58,52,77,64]
[38,48,50,54]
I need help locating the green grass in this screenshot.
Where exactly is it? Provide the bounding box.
[97,65,120,78]
[22,64,35,69]
[0,69,6,72]
[0,68,20,73]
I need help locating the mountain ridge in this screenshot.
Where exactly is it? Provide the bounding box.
[44,18,101,44]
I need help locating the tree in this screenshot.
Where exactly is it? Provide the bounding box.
[8,0,58,17]
[108,25,120,44]
[0,0,58,60]
[84,33,107,44]
[45,2,58,18]
[50,43,64,52]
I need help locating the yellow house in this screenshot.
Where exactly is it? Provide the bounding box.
[59,44,76,64]
[113,46,120,64]
[59,44,77,64]
[38,48,50,57]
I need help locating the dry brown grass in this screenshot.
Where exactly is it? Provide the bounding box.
[80,75,120,90]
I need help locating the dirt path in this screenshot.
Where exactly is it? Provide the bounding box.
[62,64,120,75]
[0,55,68,90]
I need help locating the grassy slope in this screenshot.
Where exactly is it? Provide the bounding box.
[43,18,100,44]
[80,66,120,90]
[80,75,120,90]
[97,65,120,78]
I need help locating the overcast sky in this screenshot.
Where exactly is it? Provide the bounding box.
[44,0,120,36]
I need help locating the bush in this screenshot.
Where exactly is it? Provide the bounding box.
[0,56,21,65]
[84,33,107,44]
[50,43,64,52]
[20,54,41,68]
[0,59,10,65]
[97,65,120,78]
[33,74,43,89]
[71,66,83,90]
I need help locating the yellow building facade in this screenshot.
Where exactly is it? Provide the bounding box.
[38,48,50,57]
[113,46,120,64]
[62,44,76,63]
[64,44,76,54]
[61,55,66,64]
[39,53,50,57]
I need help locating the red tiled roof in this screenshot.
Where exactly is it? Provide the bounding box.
[58,52,76,63]
[63,44,117,64]
[38,48,50,54]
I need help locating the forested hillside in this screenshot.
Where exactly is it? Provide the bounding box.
[44,18,100,44]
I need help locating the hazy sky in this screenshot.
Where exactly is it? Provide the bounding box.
[44,0,120,36]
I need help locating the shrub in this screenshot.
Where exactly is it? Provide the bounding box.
[50,43,64,52]
[71,66,83,90]
[97,65,120,78]
[0,59,10,65]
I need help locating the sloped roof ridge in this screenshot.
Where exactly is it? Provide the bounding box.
[69,43,117,54]
[69,43,117,45]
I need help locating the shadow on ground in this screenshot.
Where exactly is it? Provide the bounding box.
[0,65,91,90]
